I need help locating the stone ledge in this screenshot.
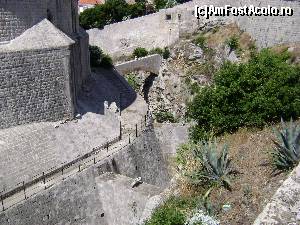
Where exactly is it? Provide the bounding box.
[254,163,300,224]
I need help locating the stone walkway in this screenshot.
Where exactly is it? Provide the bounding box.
[0,68,148,193]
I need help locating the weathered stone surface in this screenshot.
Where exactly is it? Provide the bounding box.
[0,0,91,129]
[0,127,172,225]
[88,0,300,58]
[115,54,162,75]
[96,173,162,225]
[254,163,300,224]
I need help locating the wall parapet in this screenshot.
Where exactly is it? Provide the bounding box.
[115,54,162,75]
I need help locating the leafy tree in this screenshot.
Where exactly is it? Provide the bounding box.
[79,5,108,29]
[79,0,154,29]
[153,0,167,10]
[104,0,129,23]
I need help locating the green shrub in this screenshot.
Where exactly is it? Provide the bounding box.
[89,45,113,68]
[145,196,198,225]
[187,49,300,141]
[150,47,164,55]
[125,73,140,91]
[89,45,103,67]
[226,35,239,51]
[100,54,113,68]
[163,47,171,59]
[145,205,185,225]
[155,109,176,123]
[191,140,235,190]
[149,47,170,59]
[133,47,149,58]
[153,0,167,10]
[194,34,206,49]
[272,119,300,171]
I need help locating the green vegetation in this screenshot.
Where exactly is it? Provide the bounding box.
[149,47,171,59]
[79,0,150,29]
[144,196,198,225]
[191,140,234,190]
[125,73,141,91]
[187,49,300,141]
[153,0,167,10]
[154,109,176,123]
[133,47,149,58]
[226,35,239,51]
[272,119,300,171]
[89,45,113,68]
[177,140,235,191]
[194,34,206,49]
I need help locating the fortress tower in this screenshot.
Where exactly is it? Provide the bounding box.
[0,0,90,129]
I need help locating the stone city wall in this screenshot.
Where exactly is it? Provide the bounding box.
[0,47,74,129]
[0,166,108,225]
[0,126,170,225]
[115,54,162,75]
[88,0,300,58]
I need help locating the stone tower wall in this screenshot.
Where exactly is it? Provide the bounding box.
[0,47,74,129]
[0,0,46,42]
[0,0,90,128]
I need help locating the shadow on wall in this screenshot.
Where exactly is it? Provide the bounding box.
[96,126,171,188]
[142,73,158,103]
[77,67,137,115]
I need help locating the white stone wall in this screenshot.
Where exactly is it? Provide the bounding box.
[88,0,300,58]
[115,54,162,75]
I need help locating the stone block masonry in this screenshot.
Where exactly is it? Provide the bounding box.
[0,0,46,42]
[88,0,300,58]
[115,54,162,75]
[0,47,74,129]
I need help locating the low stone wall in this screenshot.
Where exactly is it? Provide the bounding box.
[88,0,300,57]
[115,54,162,75]
[254,163,300,224]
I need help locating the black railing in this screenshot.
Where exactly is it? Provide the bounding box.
[0,111,152,211]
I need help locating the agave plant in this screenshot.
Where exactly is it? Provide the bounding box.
[190,140,234,190]
[272,119,300,171]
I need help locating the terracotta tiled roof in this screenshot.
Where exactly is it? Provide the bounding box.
[79,0,102,5]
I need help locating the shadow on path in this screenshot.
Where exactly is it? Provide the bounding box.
[77,67,137,115]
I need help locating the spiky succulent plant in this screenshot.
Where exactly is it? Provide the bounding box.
[190,140,234,190]
[272,119,300,171]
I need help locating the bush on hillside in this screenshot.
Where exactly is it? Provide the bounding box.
[133,47,149,58]
[149,47,170,59]
[187,49,300,141]
[226,35,239,51]
[194,34,206,49]
[89,45,113,68]
[125,73,141,91]
[155,109,176,123]
[153,0,167,10]
[144,196,198,225]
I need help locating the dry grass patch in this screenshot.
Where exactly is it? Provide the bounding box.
[210,126,290,225]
